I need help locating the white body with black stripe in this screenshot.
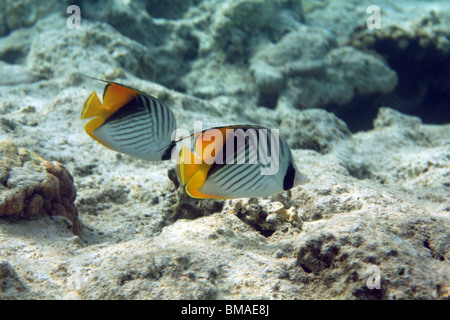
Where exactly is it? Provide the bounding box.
[94,93,176,161]
[201,129,307,198]
[178,125,308,199]
[81,80,177,162]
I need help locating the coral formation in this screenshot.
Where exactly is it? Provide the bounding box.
[0,139,80,235]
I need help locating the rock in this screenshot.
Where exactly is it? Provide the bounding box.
[25,16,155,81]
[0,139,81,235]
[279,108,352,153]
[0,260,38,299]
[373,107,422,130]
[0,61,38,85]
[198,0,304,61]
[81,0,197,90]
[182,59,258,100]
[250,27,398,110]
[349,8,450,124]
[296,233,340,275]
[326,47,398,97]
[291,204,449,299]
[0,0,65,36]
[332,107,450,194]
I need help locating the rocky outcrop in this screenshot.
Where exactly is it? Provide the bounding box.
[0,139,80,235]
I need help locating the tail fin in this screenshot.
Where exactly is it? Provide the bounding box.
[80,75,138,118]
[81,91,103,119]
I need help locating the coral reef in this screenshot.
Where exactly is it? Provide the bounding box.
[0,139,80,235]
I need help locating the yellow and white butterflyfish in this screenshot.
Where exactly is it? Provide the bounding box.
[81,79,177,161]
[176,125,308,199]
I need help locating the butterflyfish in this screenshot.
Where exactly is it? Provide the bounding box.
[81,80,177,161]
[176,125,308,199]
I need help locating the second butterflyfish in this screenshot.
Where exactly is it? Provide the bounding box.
[81,80,176,161]
[176,125,308,199]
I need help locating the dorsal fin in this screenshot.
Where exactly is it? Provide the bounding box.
[102,83,139,113]
[194,127,228,165]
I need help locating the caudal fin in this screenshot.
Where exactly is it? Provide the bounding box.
[81,91,103,119]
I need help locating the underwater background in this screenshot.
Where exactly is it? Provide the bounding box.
[0,0,449,299]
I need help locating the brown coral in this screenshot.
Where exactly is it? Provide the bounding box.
[0,139,81,235]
